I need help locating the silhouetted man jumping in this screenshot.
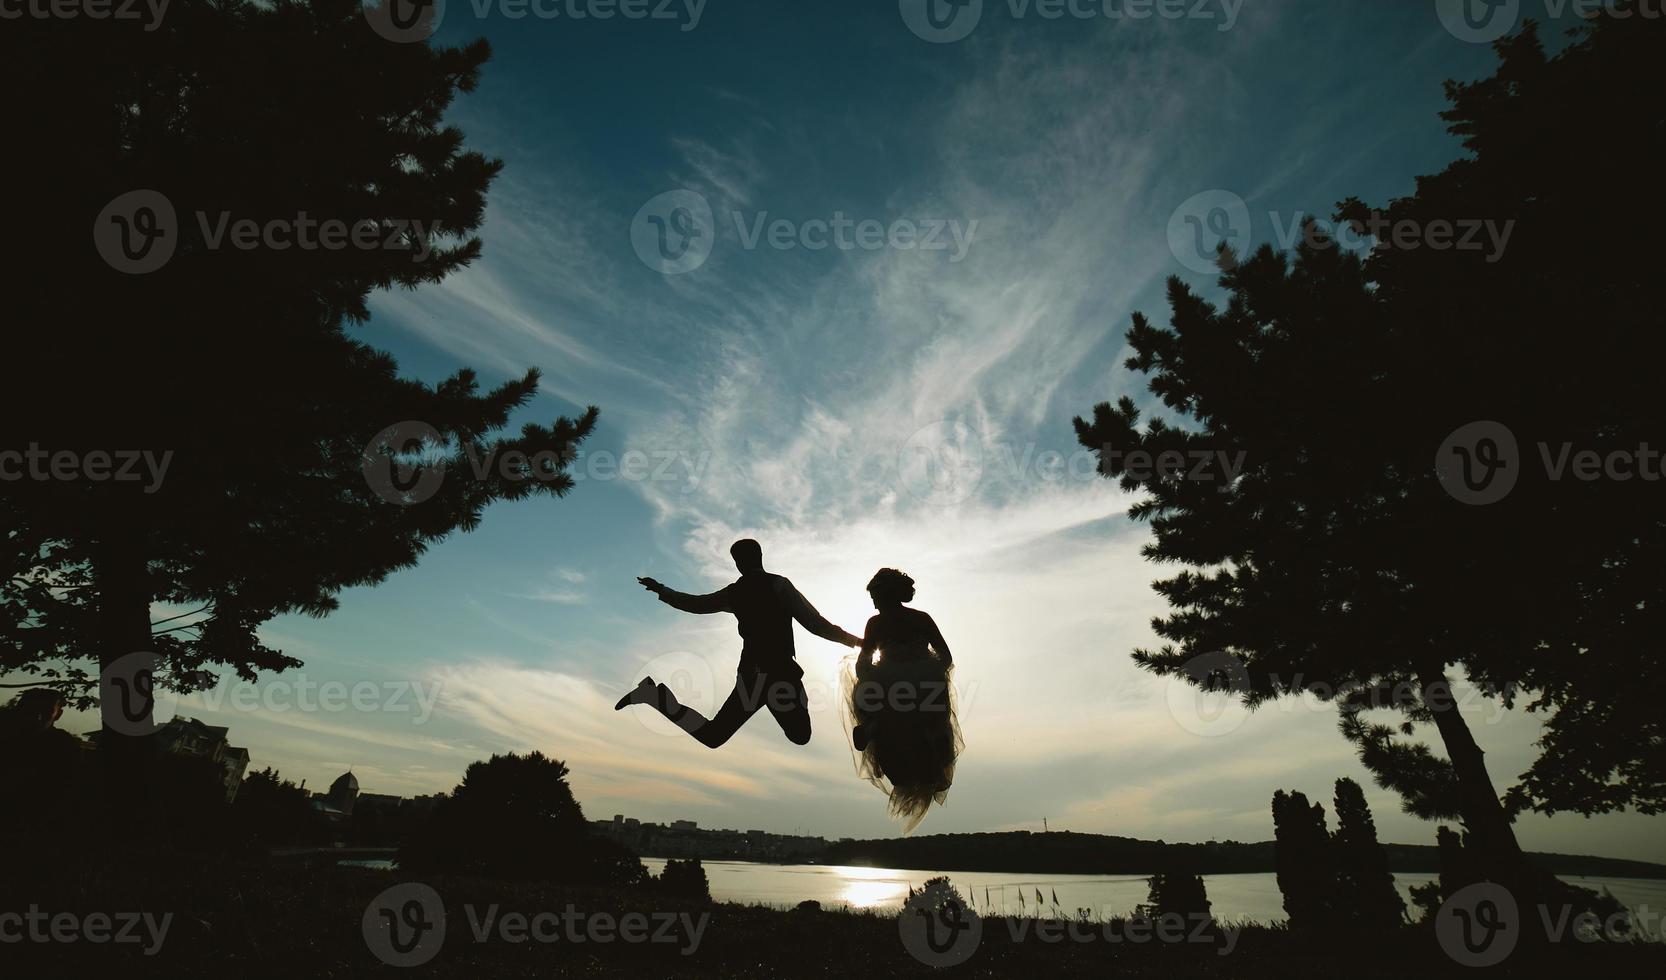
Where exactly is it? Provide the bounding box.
[617,539,860,748]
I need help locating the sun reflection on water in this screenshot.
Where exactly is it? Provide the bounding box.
[832,866,911,909]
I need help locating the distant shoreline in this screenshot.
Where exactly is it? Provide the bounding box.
[789,831,1666,881]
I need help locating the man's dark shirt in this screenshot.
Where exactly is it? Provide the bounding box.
[656,572,847,677]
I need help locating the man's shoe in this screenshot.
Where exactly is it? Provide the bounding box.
[616,676,657,710]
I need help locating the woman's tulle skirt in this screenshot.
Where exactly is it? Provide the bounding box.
[842,646,962,833]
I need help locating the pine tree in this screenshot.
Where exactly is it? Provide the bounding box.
[1075,11,1662,893]
[659,858,713,902]
[1271,791,1337,931]
[1331,778,1406,929]
[0,2,598,810]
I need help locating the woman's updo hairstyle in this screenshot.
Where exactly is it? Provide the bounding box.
[866,568,916,605]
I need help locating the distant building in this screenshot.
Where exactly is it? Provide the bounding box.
[155,717,250,803]
[312,770,360,819]
[221,746,250,802]
[303,778,440,822]
[405,794,443,813]
[594,813,830,863]
[356,792,402,811]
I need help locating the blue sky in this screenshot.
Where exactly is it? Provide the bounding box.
[64,1,1665,862]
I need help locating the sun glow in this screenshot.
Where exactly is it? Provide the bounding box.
[833,866,911,909]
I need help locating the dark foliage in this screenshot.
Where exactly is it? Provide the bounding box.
[1272,782,1407,931]
[1326,776,1406,933]
[1331,778,1407,929]
[1074,12,1663,887]
[0,1,598,736]
[1272,791,1337,931]
[400,751,648,887]
[233,767,329,847]
[1139,871,1211,922]
[657,857,713,903]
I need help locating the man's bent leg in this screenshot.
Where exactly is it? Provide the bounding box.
[652,672,767,749]
[764,675,812,746]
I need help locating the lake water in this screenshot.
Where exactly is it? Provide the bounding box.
[638,858,1666,934]
[340,854,1665,934]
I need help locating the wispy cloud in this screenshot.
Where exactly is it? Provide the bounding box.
[671,136,765,209]
[360,19,1286,834]
[508,588,588,605]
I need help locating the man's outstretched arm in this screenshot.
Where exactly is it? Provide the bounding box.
[778,579,860,647]
[639,577,732,614]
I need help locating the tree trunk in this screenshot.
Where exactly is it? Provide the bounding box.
[95,519,158,833]
[1416,660,1539,902]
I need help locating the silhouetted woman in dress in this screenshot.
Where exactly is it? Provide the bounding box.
[846,568,962,832]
